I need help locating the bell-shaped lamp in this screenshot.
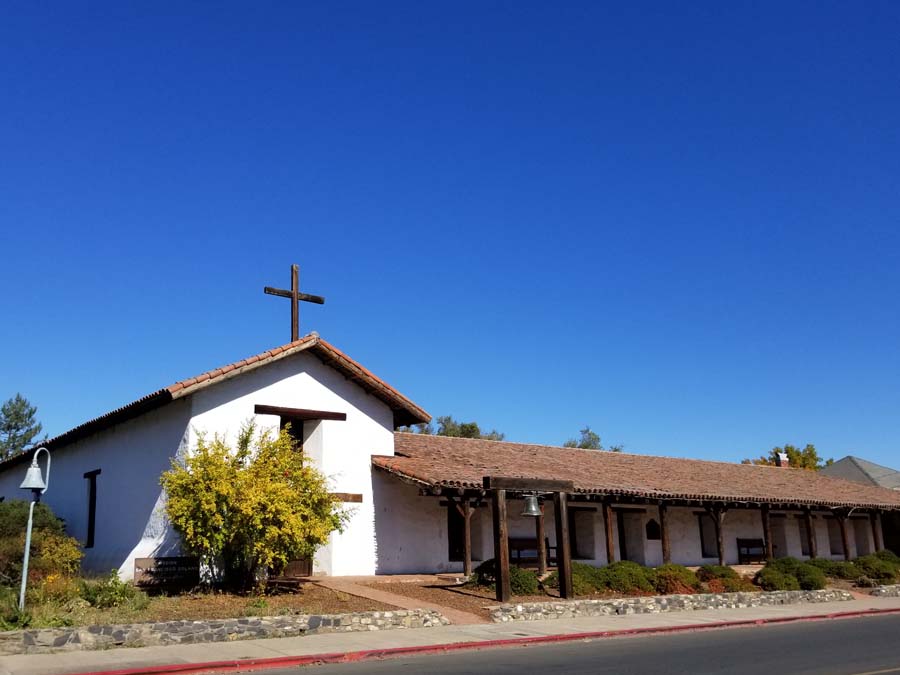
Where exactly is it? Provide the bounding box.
[19,460,46,491]
[521,494,541,517]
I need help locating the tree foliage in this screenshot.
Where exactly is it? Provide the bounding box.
[741,444,833,470]
[563,426,623,452]
[161,422,349,591]
[0,394,43,458]
[399,415,504,441]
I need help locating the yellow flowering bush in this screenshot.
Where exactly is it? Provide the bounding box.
[161,422,348,591]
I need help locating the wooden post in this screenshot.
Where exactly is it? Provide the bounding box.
[804,508,818,559]
[836,513,851,561]
[554,491,573,599]
[871,512,883,552]
[761,505,774,559]
[461,501,473,577]
[536,503,547,576]
[707,506,727,566]
[491,489,511,602]
[659,502,671,564]
[290,264,299,341]
[603,500,616,564]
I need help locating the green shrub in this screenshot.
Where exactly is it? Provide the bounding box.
[469,559,540,596]
[0,500,65,538]
[596,561,655,594]
[79,571,149,610]
[654,564,700,594]
[854,555,897,582]
[0,502,82,585]
[807,558,861,580]
[696,565,739,582]
[721,575,758,592]
[764,557,805,577]
[544,562,602,596]
[874,549,900,567]
[794,564,827,590]
[755,567,801,591]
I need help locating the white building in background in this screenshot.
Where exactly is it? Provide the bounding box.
[1,333,898,579]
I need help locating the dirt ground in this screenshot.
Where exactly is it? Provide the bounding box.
[365,580,560,620]
[21,583,392,629]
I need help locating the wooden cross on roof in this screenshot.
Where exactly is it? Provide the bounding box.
[264,264,325,342]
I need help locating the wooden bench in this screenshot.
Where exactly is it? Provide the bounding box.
[737,538,767,564]
[508,537,557,564]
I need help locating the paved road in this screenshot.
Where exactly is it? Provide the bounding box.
[252,614,900,675]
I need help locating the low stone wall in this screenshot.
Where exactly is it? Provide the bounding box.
[871,584,900,597]
[0,609,450,656]
[489,589,854,622]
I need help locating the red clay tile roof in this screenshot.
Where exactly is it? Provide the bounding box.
[0,335,429,470]
[373,433,900,510]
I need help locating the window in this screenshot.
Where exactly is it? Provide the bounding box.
[827,519,843,555]
[83,469,101,549]
[645,519,661,541]
[279,417,304,451]
[448,505,466,561]
[798,518,811,557]
[697,514,718,558]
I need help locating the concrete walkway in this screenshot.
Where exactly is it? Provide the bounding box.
[314,578,488,625]
[4,596,900,675]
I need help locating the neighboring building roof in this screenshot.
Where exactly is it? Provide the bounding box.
[821,456,900,491]
[373,433,900,510]
[0,334,430,471]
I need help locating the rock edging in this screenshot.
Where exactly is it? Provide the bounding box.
[489,589,854,622]
[0,609,450,655]
[871,584,900,597]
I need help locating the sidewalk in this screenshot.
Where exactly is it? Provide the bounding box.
[4,596,900,675]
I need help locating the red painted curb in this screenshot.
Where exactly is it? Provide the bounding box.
[67,607,900,675]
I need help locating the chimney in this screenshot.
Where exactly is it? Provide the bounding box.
[775,452,790,468]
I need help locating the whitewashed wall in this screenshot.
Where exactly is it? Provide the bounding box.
[0,400,192,577]
[187,351,396,576]
[0,350,397,579]
[369,488,890,574]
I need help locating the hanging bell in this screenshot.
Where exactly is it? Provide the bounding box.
[521,494,541,517]
[19,461,46,491]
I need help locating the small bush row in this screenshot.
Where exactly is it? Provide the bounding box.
[758,551,900,591]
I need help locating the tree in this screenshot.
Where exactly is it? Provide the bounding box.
[0,393,43,458]
[741,444,833,470]
[397,415,505,441]
[161,422,349,591]
[563,426,623,452]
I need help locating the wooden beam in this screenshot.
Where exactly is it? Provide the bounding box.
[254,404,347,421]
[554,491,573,599]
[603,500,616,564]
[263,286,326,304]
[658,502,671,564]
[761,505,774,559]
[536,503,547,576]
[483,476,575,492]
[462,500,473,577]
[706,506,727,566]
[835,512,851,561]
[872,512,883,552]
[492,489,511,603]
[804,508,818,559]
[330,493,363,503]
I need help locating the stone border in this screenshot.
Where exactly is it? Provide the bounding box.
[871,584,900,597]
[0,609,450,656]
[489,589,854,622]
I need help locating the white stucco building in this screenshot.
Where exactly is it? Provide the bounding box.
[1,333,899,579]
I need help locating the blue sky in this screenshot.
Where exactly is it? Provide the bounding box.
[1,2,899,466]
